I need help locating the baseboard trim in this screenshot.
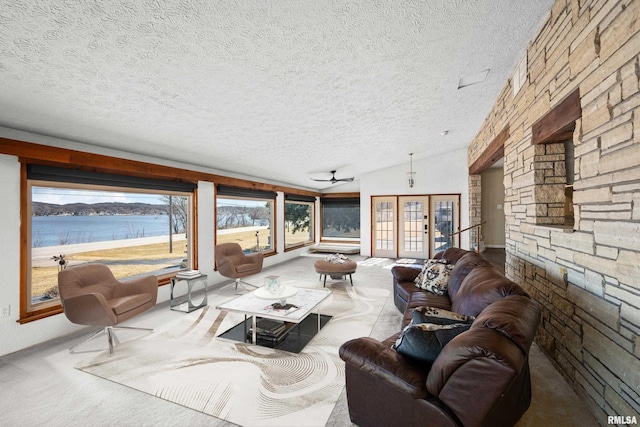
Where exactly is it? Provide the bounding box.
[485,245,506,249]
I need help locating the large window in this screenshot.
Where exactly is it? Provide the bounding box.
[216,186,275,253]
[321,197,360,240]
[27,172,194,313]
[285,196,315,248]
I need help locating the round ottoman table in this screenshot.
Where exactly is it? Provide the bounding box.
[314,256,357,287]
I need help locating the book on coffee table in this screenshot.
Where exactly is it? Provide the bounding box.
[247,318,289,345]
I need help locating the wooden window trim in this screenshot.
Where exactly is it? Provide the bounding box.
[319,193,361,242]
[284,199,316,249]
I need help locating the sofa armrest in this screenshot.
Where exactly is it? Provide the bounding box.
[339,337,429,399]
[391,266,421,282]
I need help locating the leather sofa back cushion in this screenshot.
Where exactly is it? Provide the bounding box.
[446,252,492,301]
[439,247,471,264]
[452,265,528,317]
[472,295,541,355]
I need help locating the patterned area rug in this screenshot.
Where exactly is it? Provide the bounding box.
[76,282,389,427]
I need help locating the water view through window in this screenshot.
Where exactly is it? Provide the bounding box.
[29,185,191,307]
[216,197,273,253]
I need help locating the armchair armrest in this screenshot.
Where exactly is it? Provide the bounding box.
[245,251,264,266]
[339,337,429,399]
[62,293,117,326]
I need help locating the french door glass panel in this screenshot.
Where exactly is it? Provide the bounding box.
[430,196,460,257]
[399,196,429,259]
[373,197,396,258]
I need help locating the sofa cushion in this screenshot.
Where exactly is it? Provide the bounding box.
[412,306,475,325]
[438,247,471,264]
[414,259,455,295]
[452,265,529,317]
[447,252,493,301]
[471,295,540,355]
[393,322,471,364]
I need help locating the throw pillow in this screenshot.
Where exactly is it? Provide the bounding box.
[412,306,475,325]
[414,259,454,295]
[325,253,348,264]
[392,322,471,364]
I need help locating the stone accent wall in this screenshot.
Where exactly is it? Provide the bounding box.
[469,174,482,250]
[534,142,569,225]
[468,0,640,423]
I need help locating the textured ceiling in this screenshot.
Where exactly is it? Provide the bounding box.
[0,0,554,190]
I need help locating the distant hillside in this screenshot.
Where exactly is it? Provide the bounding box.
[32,202,168,217]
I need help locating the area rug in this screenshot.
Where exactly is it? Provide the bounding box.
[76,282,389,427]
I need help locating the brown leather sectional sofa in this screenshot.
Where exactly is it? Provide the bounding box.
[339,248,541,427]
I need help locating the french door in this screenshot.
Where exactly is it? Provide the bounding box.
[373,197,397,258]
[430,195,459,256]
[398,196,429,258]
[372,195,460,259]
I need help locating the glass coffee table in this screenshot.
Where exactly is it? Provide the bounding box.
[216,285,332,353]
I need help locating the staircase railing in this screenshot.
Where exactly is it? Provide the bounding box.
[449,221,486,253]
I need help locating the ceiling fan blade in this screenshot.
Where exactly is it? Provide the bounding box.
[311,170,354,183]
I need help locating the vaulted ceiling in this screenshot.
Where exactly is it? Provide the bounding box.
[0,0,555,189]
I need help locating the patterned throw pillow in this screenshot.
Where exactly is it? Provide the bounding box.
[412,306,475,325]
[392,322,471,364]
[414,259,455,295]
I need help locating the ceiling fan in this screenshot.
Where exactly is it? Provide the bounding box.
[310,170,355,184]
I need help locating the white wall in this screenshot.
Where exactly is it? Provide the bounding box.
[359,148,470,256]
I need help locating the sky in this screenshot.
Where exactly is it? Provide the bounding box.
[31,187,166,205]
[31,189,268,207]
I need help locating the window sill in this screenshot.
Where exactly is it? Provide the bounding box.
[284,241,315,252]
[19,306,64,324]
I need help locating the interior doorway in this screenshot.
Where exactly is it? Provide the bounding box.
[372,194,460,259]
[480,161,506,249]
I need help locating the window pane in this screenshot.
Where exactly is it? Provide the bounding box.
[30,186,190,308]
[322,202,360,239]
[216,197,273,253]
[434,200,455,252]
[285,201,313,247]
[375,201,394,250]
[403,201,423,251]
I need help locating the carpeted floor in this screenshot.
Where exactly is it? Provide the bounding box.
[0,253,599,426]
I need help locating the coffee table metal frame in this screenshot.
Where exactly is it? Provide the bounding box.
[216,286,332,345]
